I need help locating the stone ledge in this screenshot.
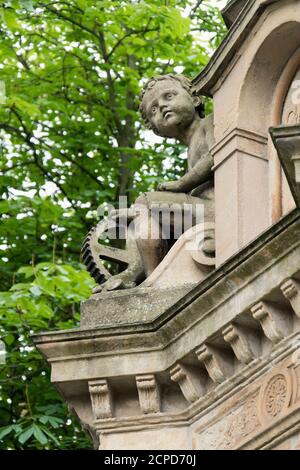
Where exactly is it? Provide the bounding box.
[33,209,300,344]
[32,210,300,449]
[93,334,300,431]
[93,339,300,450]
[80,285,195,328]
[33,211,300,381]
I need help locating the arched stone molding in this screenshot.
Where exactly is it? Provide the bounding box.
[270,46,300,221]
[210,3,300,264]
[238,21,300,224]
[238,21,300,132]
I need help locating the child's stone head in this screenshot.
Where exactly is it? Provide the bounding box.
[139,74,204,138]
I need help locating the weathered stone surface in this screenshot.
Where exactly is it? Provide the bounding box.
[194,0,300,264]
[195,344,231,383]
[270,125,300,207]
[281,278,300,317]
[89,379,113,420]
[34,212,300,384]
[170,363,204,403]
[136,374,161,414]
[222,0,245,29]
[34,210,300,449]
[82,73,215,293]
[80,284,195,328]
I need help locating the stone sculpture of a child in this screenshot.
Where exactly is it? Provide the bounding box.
[87,74,215,291]
[134,74,215,276]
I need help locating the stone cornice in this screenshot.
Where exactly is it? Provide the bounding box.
[210,127,268,170]
[33,209,300,345]
[210,127,268,156]
[93,335,300,435]
[222,0,248,28]
[192,0,281,96]
[32,211,300,450]
[33,210,300,381]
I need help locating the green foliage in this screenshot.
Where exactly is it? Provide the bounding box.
[0,0,226,449]
[0,262,95,449]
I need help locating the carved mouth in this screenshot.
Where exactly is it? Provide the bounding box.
[163,110,173,119]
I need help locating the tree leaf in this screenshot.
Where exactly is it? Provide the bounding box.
[17,266,35,279]
[1,9,20,30]
[20,0,34,11]
[4,333,14,346]
[29,285,42,298]
[0,425,13,440]
[18,426,34,444]
[41,427,60,446]
[32,424,48,445]
[10,97,40,118]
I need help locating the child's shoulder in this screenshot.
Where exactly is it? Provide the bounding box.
[202,112,214,128]
[200,113,215,147]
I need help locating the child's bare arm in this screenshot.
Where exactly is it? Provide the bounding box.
[158,152,213,193]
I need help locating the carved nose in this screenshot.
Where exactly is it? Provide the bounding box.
[159,102,168,113]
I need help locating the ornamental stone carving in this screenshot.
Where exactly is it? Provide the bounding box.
[258,370,293,425]
[88,379,113,420]
[170,363,204,403]
[136,374,161,414]
[281,278,300,318]
[194,392,260,450]
[223,394,260,448]
[82,74,215,294]
[222,323,257,365]
[251,301,291,343]
[264,374,288,418]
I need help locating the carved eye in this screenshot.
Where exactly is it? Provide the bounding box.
[151,106,157,114]
[166,93,174,99]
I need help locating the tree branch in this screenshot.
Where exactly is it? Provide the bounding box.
[106,26,159,62]
[189,0,204,19]
[42,4,100,41]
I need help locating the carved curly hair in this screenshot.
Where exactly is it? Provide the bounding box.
[139,74,205,133]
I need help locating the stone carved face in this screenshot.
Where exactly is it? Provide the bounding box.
[141,79,200,139]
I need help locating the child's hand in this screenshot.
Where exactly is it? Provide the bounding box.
[110,207,136,221]
[157,180,183,193]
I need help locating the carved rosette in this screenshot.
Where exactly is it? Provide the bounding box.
[264,375,288,417]
[258,370,292,424]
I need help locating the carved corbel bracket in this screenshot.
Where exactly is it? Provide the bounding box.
[195,344,228,383]
[170,363,204,404]
[251,301,291,343]
[136,374,161,414]
[88,379,113,420]
[281,278,300,318]
[223,323,257,364]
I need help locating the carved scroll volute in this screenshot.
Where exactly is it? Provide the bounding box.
[251,301,291,343]
[188,222,216,268]
[281,278,300,318]
[170,363,204,404]
[195,344,228,384]
[223,324,257,365]
[136,374,161,414]
[88,379,113,420]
